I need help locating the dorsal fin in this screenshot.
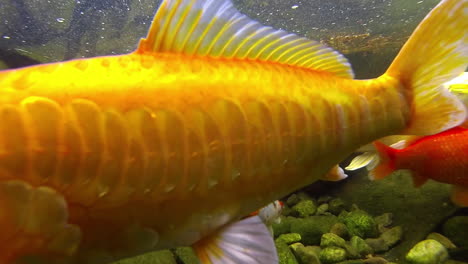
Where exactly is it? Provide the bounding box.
[137,0,354,78]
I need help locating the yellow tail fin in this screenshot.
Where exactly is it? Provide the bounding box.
[386,0,467,135]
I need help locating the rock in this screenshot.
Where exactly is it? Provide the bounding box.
[113,250,177,264]
[350,236,374,256]
[329,198,346,215]
[365,237,388,253]
[290,242,305,253]
[426,233,456,249]
[342,210,379,238]
[321,233,347,248]
[290,216,339,245]
[277,233,302,245]
[319,247,347,264]
[324,169,457,261]
[317,203,330,215]
[292,200,317,218]
[342,243,361,259]
[173,247,199,264]
[443,216,468,247]
[273,216,295,237]
[330,223,349,239]
[363,257,389,264]
[375,213,393,233]
[291,243,321,264]
[336,260,366,264]
[405,239,448,264]
[380,226,403,248]
[375,213,393,227]
[318,196,334,204]
[297,192,314,201]
[276,240,300,264]
[287,194,301,206]
[282,206,294,217]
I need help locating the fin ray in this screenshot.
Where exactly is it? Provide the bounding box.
[193,215,278,264]
[137,0,354,78]
[385,0,467,135]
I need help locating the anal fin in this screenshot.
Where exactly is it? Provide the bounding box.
[193,215,278,264]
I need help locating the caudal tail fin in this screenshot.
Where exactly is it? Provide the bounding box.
[385,0,467,135]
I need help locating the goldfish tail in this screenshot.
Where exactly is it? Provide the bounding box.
[369,141,397,180]
[385,0,467,135]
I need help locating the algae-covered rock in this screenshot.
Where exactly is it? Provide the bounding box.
[380,226,403,248]
[342,210,378,238]
[292,200,317,218]
[290,216,340,245]
[273,216,296,237]
[287,194,301,207]
[330,223,349,239]
[290,243,321,264]
[276,240,300,264]
[317,203,330,215]
[342,243,361,260]
[318,196,333,204]
[277,233,302,245]
[363,256,390,264]
[350,236,374,256]
[336,260,366,264]
[329,198,346,215]
[365,237,389,253]
[321,233,347,248]
[319,247,347,264]
[405,240,448,264]
[442,216,468,248]
[375,213,393,233]
[426,233,456,249]
[173,247,200,264]
[112,250,177,264]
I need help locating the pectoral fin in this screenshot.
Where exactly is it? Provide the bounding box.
[193,215,278,264]
[322,165,348,182]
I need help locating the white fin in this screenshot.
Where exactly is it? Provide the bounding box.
[346,135,421,172]
[322,165,348,181]
[389,140,409,150]
[193,215,278,264]
[345,152,376,171]
[137,0,354,78]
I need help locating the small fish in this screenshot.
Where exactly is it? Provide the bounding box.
[0,0,466,263]
[368,126,468,206]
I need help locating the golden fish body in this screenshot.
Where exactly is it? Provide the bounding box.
[0,53,405,250]
[0,0,466,262]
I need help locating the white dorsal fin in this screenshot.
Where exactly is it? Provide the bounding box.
[137,0,354,78]
[193,215,278,264]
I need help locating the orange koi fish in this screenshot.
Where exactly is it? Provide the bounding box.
[0,0,466,263]
[370,127,468,206]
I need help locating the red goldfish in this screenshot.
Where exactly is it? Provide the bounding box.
[371,127,468,206]
[0,0,466,263]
